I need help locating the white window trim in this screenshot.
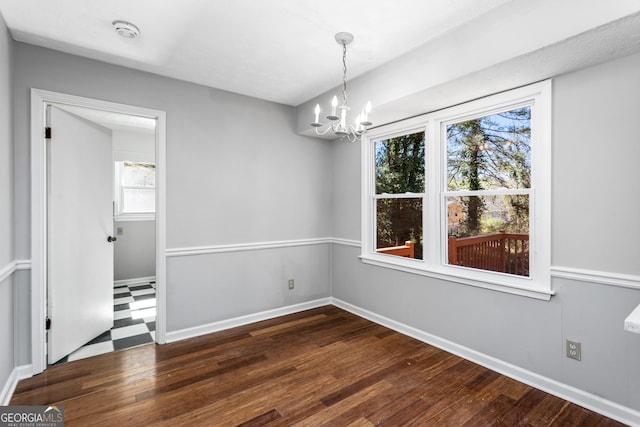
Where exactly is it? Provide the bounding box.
[113,161,156,221]
[114,213,155,222]
[361,81,553,300]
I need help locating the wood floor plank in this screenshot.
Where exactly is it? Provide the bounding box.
[10,306,628,426]
[460,393,518,426]
[235,409,282,426]
[345,417,375,427]
[294,380,394,427]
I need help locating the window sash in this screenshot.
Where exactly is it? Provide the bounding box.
[372,192,426,199]
[121,184,156,191]
[374,196,424,260]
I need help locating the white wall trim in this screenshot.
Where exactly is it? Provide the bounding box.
[166,238,363,258]
[552,266,640,290]
[114,276,156,287]
[331,297,640,427]
[15,259,31,271]
[0,260,30,283]
[0,365,32,405]
[166,238,333,257]
[166,298,331,343]
[0,261,16,283]
[330,238,361,248]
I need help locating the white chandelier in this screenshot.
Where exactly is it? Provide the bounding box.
[311,32,372,142]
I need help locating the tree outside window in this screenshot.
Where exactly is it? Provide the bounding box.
[445,107,531,276]
[374,131,425,259]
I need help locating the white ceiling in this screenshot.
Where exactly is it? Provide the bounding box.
[0,0,639,109]
[53,104,156,133]
[0,0,514,106]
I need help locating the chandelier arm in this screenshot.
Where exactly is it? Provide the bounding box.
[345,132,358,143]
[314,126,335,137]
[346,125,362,137]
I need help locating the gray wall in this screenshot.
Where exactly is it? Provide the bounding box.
[167,244,330,331]
[330,52,640,411]
[0,11,14,401]
[113,220,155,282]
[11,42,333,359]
[552,54,640,274]
[0,14,11,269]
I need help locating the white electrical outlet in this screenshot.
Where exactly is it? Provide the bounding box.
[288,279,294,290]
[566,340,581,361]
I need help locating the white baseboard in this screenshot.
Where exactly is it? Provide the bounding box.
[330,298,640,427]
[114,276,156,287]
[0,365,32,406]
[166,298,332,343]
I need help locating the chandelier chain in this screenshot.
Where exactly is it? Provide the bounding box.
[342,41,348,106]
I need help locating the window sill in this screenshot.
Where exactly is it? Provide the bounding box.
[114,213,156,222]
[624,304,640,334]
[359,254,554,301]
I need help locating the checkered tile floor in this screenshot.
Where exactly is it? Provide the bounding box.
[54,282,156,364]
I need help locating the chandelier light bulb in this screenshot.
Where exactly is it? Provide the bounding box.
[361,100,373,126]
[327,96,339,120]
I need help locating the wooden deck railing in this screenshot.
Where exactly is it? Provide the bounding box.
[377,241,415,258]
[448,230,529,276]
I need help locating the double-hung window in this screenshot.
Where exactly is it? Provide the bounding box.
[361,81,552,299]
[114,161,156,220]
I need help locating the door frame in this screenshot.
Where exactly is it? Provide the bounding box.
[30,88,167,374]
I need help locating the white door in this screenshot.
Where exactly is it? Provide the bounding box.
[47,106,114,364]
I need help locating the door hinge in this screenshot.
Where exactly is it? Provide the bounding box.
[45,317,51,330]
[45,127,52,139]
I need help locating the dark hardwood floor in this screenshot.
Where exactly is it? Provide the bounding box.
[11,306,626,426]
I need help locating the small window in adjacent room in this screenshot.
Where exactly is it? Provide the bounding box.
[114,161,156,219]
[361,81,552,299]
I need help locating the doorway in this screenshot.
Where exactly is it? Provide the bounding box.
[30,89,166,374]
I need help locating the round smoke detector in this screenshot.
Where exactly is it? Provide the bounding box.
[112,20,140,39]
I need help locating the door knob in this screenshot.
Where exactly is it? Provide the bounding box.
[107,236,117,242]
